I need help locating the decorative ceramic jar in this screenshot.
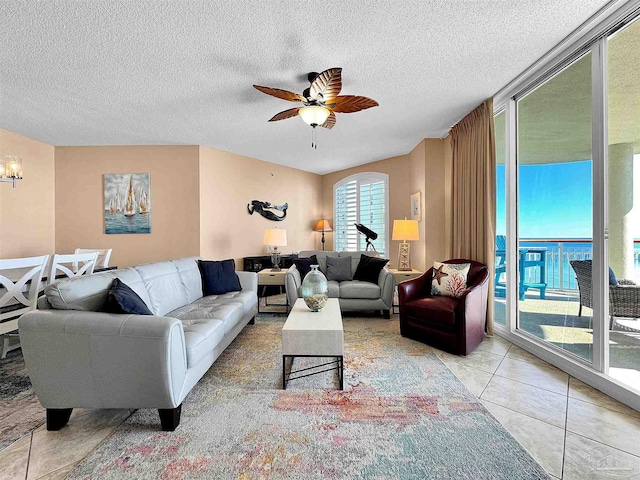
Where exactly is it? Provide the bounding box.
[301,265,328,311]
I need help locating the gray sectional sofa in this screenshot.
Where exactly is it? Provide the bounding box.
[18,257,257,431]
[285,250,394,318]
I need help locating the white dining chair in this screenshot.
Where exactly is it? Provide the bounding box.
[73,248,112,270]
[0,255,50,358]
[47,252,99,286]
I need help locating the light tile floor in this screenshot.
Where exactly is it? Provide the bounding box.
[439,335,640,479]
[2,326,640,479]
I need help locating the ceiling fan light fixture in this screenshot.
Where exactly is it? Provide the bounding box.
[299,106,330,127]
[254,68,377,149]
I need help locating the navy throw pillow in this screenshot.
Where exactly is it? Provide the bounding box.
[609,266,619,286]
[353,254,389,284]
[294,255,318,280]
[107,278,153,315]
[198,259,242,295]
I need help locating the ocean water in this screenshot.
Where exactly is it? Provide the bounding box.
[105,211,151,234]
[515,241,640,290]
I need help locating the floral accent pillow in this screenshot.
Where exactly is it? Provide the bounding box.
[431,261,471,298]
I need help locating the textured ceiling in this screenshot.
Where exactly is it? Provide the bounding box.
[0,1,610,174]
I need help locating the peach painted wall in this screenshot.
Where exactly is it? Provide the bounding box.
[199,146,322,268]
[0,129,55,257]
[320,139,450,271]
[55,146,200,268]
[320,155,411,267]
[2,129,450,272]
[423,138,448,267]
[408,140,427,271]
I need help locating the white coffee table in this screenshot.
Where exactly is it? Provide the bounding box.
[282,298,344,390]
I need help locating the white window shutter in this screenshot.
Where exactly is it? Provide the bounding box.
[333,173,388,256]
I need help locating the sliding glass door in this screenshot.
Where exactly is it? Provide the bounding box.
[494,6,640,407]
[515,52,594,362]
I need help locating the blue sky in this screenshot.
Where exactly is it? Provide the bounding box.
[497,160,593,238]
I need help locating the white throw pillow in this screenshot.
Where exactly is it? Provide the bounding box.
[431,261,471,298]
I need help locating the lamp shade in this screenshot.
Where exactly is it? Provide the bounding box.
[263,228,287,246]
[392,219,419,241]
[299,106,330,126]
[313,219,333,232]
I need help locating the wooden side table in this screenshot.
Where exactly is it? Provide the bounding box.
[388,268,424,314]
[257,269,289,314]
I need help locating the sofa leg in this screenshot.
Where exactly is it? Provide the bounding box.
[383,309,390,320]
[158,404,182,431]
[46,408,73,431]
[248,316,256,325]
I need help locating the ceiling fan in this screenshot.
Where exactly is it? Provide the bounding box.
[253,68,378,148]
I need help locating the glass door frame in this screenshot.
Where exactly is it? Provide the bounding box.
[591,36,608,374]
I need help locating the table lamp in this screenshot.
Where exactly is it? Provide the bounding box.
[392,219,419,271]
[313,219,333,250]
[263,228,287,271]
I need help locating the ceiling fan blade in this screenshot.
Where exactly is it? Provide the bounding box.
[253,85,306,103]
[310,68,342,101]
[268,107,301,122]
[320,111,336,129]
[330,95,379,113]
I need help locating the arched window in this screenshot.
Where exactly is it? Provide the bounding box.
[333,172,389,256]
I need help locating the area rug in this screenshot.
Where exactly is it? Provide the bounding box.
[0,348,44,450]
[68,316,550,479]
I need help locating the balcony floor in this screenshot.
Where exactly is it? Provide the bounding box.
[495,290,640,392]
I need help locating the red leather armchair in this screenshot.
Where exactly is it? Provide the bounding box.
[398,259,489,355]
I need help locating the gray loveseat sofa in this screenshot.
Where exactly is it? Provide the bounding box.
[285,250,394,318]
[19,257,257,432]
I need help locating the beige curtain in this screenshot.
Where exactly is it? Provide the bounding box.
[450,98,496,335]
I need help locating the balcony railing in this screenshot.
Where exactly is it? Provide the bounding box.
[501,239,640,292]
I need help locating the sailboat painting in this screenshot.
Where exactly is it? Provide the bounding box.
[104,173,151,234]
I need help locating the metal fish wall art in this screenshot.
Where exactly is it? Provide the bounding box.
[247,200,288,221]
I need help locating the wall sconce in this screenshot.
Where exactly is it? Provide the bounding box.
[0,155,23,188]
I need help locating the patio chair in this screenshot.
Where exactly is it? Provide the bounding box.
[495,235,506,296]
[494,235,547,300]
[569,260,640,329]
